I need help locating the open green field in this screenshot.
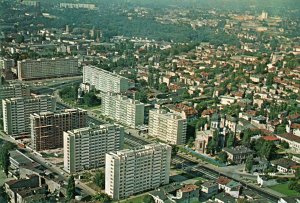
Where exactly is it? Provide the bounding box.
[269,183,300,196]
[121,194,148,203]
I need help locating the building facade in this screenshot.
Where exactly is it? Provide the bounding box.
[148,109,187,145]
[2,95,56,135]
[59,3,96,9]
[105,143,171,200]
[0,58,15,70]
[101,92,144,128]
[83,65,129,93]
[0,83,30,116]
[17,57,79,80]
[30,109,87,151]
[64,124,124,173]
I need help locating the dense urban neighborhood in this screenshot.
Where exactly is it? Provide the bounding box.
[0,0,300,202]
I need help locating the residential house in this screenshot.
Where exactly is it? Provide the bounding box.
[276,133,300,152]
[201,181,218,198]
[223,146,253,164]
[195,130,214,154]
[257,175,277,187]
[4,175,48,203]
[215,192,237,203]
[278,197,300,203]
[271,158,300,174]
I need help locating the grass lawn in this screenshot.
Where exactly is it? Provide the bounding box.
[270,183,300,196]
[0,168,7,186]
[121,194,148,203]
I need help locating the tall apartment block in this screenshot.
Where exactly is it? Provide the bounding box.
[105,143,171,200]
[83,65,129,93]
[101,92,144,128]
[17,57,79,80]
[30,108,87,151]
[0,83,30,116]
[60,3,96,9]
[64,124,124,173]
[2,95,56,135]
[148,109,187,145]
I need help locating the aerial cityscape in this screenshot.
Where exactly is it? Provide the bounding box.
[0,0,300,202]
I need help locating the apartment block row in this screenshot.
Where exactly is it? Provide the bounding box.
[0,83,30,116]
[148,109,187,145]
[83,65,129,93]
[17,57,79,80]
[63,124,124,173]
[105,143,171,200]
[59,3,96,9]
[101,92,144,128]
[2,95,56,135]
[30,109,87,151]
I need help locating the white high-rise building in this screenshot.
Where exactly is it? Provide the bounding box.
[83,65,129,93]
[2,95,56,135]
[64,124,124,173]
[0,83,30,117]
[105,143,171,200]
[148,109,187,145]
[101,92,144,128]
[17,57,79,80]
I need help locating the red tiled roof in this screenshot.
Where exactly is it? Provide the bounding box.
[288,113,300,120]
[217,176,231,185]
[291,123,300,129]
[180,184,199,193]
[262,136,279,141]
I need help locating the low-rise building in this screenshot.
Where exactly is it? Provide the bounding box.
[257,175,277,187]
[4,175,48,203]
[276,133,300,152]
[271,158,300,174]
[223,146,253,164]
[201,181,218,198]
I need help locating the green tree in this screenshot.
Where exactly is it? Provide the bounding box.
[92,193,112,203]
[207,130,221,155]
[142,195,155,203]
[217,152,228,164]
[266,73,274,87]
[93,171,105,189]
[226,133,235,148]
[295,168,300,180]
[171,145,179,158]
[245,156,254,173]
[0,148,10,177]
[158,83,169,93]
[67,175,76,200]
[83,92,101,107]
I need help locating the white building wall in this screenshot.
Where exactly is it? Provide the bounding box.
[105,144,171,200]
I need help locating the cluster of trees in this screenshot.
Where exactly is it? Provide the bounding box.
[59,85,101,107]
[67,175,76,201]
[0,141,16,177]
[93,170,105,189]
[81,92,101,107]
[288,169,300,193]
